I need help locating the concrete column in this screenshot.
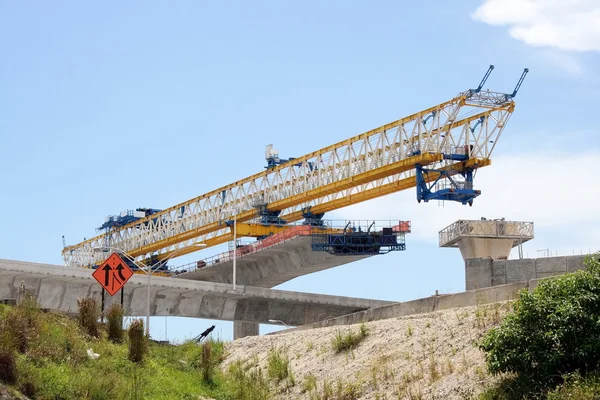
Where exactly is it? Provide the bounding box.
[465,258,492,290]
[233,321,259,339]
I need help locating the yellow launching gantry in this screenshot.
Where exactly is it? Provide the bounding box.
[62,66,528,269]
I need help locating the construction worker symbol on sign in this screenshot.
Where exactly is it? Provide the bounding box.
[92,253,134,296]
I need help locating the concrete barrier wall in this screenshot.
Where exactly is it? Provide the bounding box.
[278,281,530,333]
[466,255,589,290]
[280,257,596,334]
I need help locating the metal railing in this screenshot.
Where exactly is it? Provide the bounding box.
[439,219,534,247]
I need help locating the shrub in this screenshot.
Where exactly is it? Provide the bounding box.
[106,303,124,343]
[128,319,147,363]
[77,297,100,338]
[479,254,600,386]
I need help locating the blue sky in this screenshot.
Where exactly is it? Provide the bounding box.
[1,1,599,341]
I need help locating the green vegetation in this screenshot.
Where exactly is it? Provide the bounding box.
[127,319,147,363]
[77,297,100,338]
[332,323,369,353]
[266,346,290,383]
[0,294,293,400]
[106,303,124,344]
[479,253,600,399]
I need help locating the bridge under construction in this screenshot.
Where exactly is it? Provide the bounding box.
[59,66,528,337]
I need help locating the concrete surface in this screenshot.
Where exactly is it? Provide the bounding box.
[0,259,393,327]
[465,255,589,290]
[439,219,534,261]
[176,235,374,339]
[277,281,529,333]
[275,259,596,334]
[233,321,259,339]
[178,236,371,287]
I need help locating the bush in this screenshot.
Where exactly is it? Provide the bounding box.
[77,297,100,338]
[106,303,124,343]
[479,254,600,386]
[128,319,147,363]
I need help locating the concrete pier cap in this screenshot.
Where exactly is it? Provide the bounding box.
[439,218,534,261]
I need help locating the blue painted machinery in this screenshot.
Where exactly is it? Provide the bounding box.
[97,207,162,232]
[311,221,409,255]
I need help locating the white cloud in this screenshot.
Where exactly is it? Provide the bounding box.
[331,149,600,254]
[472,0,600,52]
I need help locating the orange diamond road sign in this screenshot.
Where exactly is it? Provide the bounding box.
[92,253,134,296]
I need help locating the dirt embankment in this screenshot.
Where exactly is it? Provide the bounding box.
[222,302,511,399]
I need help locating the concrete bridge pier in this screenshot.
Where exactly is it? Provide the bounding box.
[233,321,259,339]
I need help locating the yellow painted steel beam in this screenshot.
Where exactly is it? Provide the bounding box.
[234,223,291,237]
[64,102,500,256]
[124,155,491,259]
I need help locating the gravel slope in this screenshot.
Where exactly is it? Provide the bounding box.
[222,302,511,399]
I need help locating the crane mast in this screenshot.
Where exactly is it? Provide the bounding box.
[62,66,528,269]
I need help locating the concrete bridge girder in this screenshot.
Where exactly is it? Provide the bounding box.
[0,259,393,327]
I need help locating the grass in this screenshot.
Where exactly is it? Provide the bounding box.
[302,372,317,393]
[0,297,278,400]
[106,303,124,344]
[479,371,600,400]
[266,346,290,383]
[332,323,369,353]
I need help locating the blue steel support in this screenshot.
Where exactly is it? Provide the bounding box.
[416,161,479,206]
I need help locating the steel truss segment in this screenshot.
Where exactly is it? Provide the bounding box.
[63,93,513,268]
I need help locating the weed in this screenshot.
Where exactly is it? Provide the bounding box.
[3,293,40,353]
[475,366,485,380]
[371,363,379,389]
[302,372,317,392]
[332,323,369,353]
[306,341,314,351]
[335,378,362,400]
[200,342,214,383]
[461,352,469,374]
[0,348,16,384]
[226,358,270,400]
[415,360,424,380]
[407,383,423,400]
[127,318,147,363]
[106,302,124,343]
[77,296,99,338]
[445,357,454,374]
[407,324,413,337]
[428,353,440,383]
[267,346,290,383]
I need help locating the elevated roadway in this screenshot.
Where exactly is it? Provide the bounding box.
[175,235,373,287]
[0,259,393,328]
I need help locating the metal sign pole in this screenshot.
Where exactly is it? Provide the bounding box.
[101,287,105,323]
